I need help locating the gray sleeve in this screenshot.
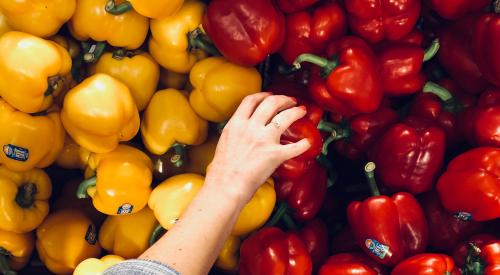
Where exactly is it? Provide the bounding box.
[104,259,180,275]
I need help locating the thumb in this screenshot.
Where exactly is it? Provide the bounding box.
[279,138,311,161]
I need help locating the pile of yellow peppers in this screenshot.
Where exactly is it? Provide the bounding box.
[0,0,268,274]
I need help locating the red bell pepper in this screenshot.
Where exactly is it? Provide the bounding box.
[347,163,428,266]
[453,234,500,275]
[369,116,446,194]
[203,0,285,66]
[296,219,329,267]
[391,253,458,275]
[452,234,497,267]
[294,36,383,116]
[438,15,490,94]
[276,0,319,13]
[319,253,387,275]
[279,2,347,64]
[436,147,500,221]
[473,13,500,88]
[427,0,490,20]
[344,0,421,44]
[239,227,313,275]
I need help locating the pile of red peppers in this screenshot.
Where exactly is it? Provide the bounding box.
[202,0,500,274]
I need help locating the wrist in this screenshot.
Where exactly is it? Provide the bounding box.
[203,174,253,209]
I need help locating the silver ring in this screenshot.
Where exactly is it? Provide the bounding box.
[270,121,281,130]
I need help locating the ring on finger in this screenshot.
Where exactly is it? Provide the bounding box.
[270,121,281,130]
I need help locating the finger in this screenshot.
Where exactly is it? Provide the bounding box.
[277,139,311,161]
[250,95,297,124]
[231,92,272,120]
[267,106,307,135]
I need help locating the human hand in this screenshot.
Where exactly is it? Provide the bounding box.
[205,92,311,204]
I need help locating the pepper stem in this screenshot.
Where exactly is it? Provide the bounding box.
[188,28,220,57]
[149,225,166,246]
[365,162,380,196]
[44,76,61,97]
[15,183,37,209]
[293,54,339,78]
[76,177,97,199]
[265,202,288,227]
[317,120,350,155]
[105,0,133,15]
[423,81,463,114]
[317,154,337,188]
[0,250,16,275]
[282,212,298,231]
[423,39,440,62]
[463,243,485,275]
[170,143,186,168]
[82,42,107,63]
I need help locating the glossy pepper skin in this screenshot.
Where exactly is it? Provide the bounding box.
[391,253,457,275]
[279,2,347,64]
[215,235,240,272]
[463,88,500,147]
[344,0,420,44]
[0,100,64,172]
[74,255,124,275]
[36,209,101,275]
[203,0,285,66]
[189,57,262,122]
[149,0,208,74]
[473,14,500,88]
[105,0,183,19]
[55,135,91,170]
[0,166,51,233]
[370,117,446,194]
[0,31,72,113]
[239,227,313,275]
[0,11,12,37]
[79,145,153,216]
[276,0,319,13]
[91,51,160,111]
[69,0,148,49]
[99,207,158,258]
[141,88,208,156]
[348,192,429,266]
[427,0,490,19]
[436,147,500,221]
[0,0,75,38]
[0,229,34,272]
[61,74,140,154]
[319,253,386,275]
[297,219,329,267]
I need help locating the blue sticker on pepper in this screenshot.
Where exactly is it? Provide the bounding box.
[117,203,133,215]
[3,144,29,162]
[85,224,97,245]
[454,212,472,221]
[365,238,390,259]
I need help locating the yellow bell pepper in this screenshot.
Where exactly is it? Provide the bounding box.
[0,10,11,38]
[159,68,189,90]
[189,57,262,122]
[0,166,51,233]
[149,0,210,74]
[184,134,219,175]
[105,0,183,19]
[0,0,75,38]
[149,149,187,182]
[141,88,208,164]
[90,51,160,111]
[36,209,102,275]
[0,229,34,273]
[61,74,140,154]
[0,31,72,113]
[69,0,148,50]
[216,235,240,272]
[99,207,159,258]
[77,145,153,216]
[74,255,124,275]
[0,100,64,172]
[56,135,91,170]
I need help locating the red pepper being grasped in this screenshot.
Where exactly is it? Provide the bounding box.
[276,0,319,13]
[294,36,383,116]
[426,0,491,20]
[391,253,458,275]
[453,234,500,275]
[347,163,428,267]
[319,253,387,275]
[437,147,500,222]
[297,219,329,267]
[279,2,347,64]
[473,13,500,88]
[369,116,446,194]
[239,227,313,275]
[203,0,285,66]
[344,0,421,44]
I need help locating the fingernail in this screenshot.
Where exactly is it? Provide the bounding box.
[299,105,307,111]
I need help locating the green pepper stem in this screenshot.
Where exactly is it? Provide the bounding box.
[463,243,485,275]
[0,252,16,275]
[149,225,166,246]
[365,162,380,196]
[423,81,463,114]
[76,177,97,199]
[170,143,186,168]
[44,76,61,97]
[265,202,288,227]
[293,54,339,78]
[423,38,440,62]
[317,155,337,188]
[188,28,220,57]
[15,183,37,209]
[105,0,133,15]
[318,120,350,156]
[282,212,298,231]
[82,42,107,63]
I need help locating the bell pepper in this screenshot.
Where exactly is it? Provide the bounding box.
[189,57,262,122]
[141,88,208,164]
[0,229,34,274]
[391,253,457,275]
[36,209,102,275]
[149,0,211,74]
[215,235,240,272]
[77,145,153,216]
[369,116,446,194]
[239,227,312,275]
[473,13,500,88]
[0,11,11,37]
[61,73,140,154]
[0,0,75,38]
[104,0,183,19]
[452,234,497,269]
[319,253,387,275]
[461,240,500,275]
[0,166,51,233]
[69,0,148,49]
[55,135,91,170]
[461,88,500,147]
[0,31,72,113]
[74,255,124,275]
[427,0,490,19]
[436,147,500,221]
[344,0,420,44]
[159,69,189,90]
[295,36,383,116]
[99,207,159,258]
[90,51,160,111]
[297,219,329,267]
[276,0,319,13]
[203,0,285,66]
[348,163,428,266]
[279,2,347,64]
